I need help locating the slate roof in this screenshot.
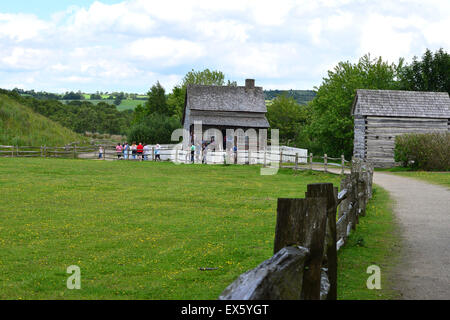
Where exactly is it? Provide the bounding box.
[352,89,450,118]
[183,84,269,128]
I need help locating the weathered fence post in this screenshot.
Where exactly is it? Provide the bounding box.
[175,149,179,163]
[280,150,283,166]
[295,153,299,170]
[305,183,337,300]
[324,154,328,173]
[73,145,77,159]
[152,147,155,161]
[263,149,267,167]
[274,197,328,300]
[309,153,313,170]
[341,155,345,175]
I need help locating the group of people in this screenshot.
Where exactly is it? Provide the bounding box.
[189,138,222,164]
[107,142,161,161]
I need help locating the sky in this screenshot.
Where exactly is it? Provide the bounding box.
[0,0,449,93]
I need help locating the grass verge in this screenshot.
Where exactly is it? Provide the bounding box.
[337,184,401,300]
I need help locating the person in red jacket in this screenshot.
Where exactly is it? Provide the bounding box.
[137,142,144,160]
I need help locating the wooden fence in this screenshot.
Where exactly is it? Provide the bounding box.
[0,144,350,173]
[219,158,374,300]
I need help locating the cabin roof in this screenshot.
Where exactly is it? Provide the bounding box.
[352,89,450,118]
[183,83,269,128]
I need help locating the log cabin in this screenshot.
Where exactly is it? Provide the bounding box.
[182,79,270,150]
[352,89,450,168]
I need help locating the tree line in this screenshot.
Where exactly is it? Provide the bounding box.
[0,89,133,136]
[269,48,450,159]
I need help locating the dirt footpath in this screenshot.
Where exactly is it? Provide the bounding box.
[373,173,450,300]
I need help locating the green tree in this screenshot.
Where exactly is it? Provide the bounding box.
[145,81,170,116]
[127,113,180,144]
[181,69,226,86]
[304,54,401,158]
[399,48,450,94]
[266,95,307,145]
[167,69,235,122]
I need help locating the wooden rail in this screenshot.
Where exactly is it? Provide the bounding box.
[219,158,374,300]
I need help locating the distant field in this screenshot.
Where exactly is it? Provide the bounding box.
[60,99,144,111]
[116,99,144,111]
[0,158,341,299]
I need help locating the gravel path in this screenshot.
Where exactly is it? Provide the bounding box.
[373,173,450,300]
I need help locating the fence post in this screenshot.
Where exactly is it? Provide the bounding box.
[274,197,328,300]
[305,183,338,300]
[279,150,283,166]
[103,145,106,160]
[263,149,267,167]
[73,145,77,159]
[341,155,345,175]
[175,149,179,163]
[324,154,328,173]
[295,153,299,170]
[309,153,313,170]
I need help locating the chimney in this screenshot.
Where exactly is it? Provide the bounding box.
[245,79,255,89]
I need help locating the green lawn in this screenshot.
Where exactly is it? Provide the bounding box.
[392,171,450,188]
[0,158,343,300]
[337,185,401,300]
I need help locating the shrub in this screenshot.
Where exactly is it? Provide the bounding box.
[394,132,450,171]
[127,113,181,144]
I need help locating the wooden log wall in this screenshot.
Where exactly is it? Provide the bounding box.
[363,116,448,168]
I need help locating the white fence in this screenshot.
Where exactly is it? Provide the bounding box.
[0,144,308,166]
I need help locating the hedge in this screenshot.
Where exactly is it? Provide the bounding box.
[394,132,450,171]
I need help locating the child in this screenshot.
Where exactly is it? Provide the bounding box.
[116,143,123,159]
[155,144,161,161]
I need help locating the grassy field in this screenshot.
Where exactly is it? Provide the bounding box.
[60,99,144,111]
[0,158,344,300]
[337,185,401,299]
[393,172,450,188]
[0,94,88,146]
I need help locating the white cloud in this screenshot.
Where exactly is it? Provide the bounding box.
[0,13,50,41]
[129,37,205,66]
[0,0,449,93]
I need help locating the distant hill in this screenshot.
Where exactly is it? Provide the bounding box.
[0,93,88,146]
[264,90,316,105]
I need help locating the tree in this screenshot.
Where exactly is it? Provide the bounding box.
[304,54,401,158]
[127,113,180,144]
[145,81,170,116]
[399,48,450,94]
[167,69,235,122]
[266,95,308,145]
[181,68,226,87]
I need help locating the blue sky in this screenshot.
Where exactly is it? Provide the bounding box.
[0,0,449,93]
[1,1,123,19]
